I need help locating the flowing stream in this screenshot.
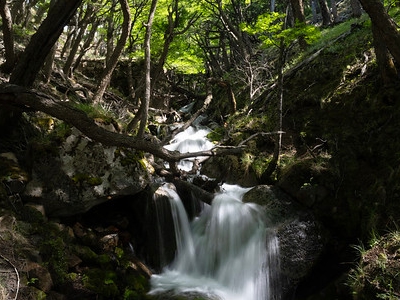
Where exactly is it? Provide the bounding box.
[149,125,280,300]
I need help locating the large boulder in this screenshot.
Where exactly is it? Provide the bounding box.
[243,185,326,299]
[23,127,152,217]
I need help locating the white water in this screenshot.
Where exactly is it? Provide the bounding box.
[151,125,280,299]
[150,184,280,300]
[163,126,214,172]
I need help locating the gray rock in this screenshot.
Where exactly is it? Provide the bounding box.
[243,185,326,299]
[24,128,152,217]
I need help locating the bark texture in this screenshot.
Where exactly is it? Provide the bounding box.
[10,0,82,87]
[359,0,400,65]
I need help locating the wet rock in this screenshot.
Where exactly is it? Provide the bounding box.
[243,185,326,299]
[201,155,259,187]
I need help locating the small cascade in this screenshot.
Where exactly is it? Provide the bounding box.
[149,184,280,300]
[163,126,214,171]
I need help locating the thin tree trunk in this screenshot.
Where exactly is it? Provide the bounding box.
[60,26,77,59]
[138,0,158,137]
[63,5,94,77]
[289,0,307,48]
[331,0,339,23]
[92,0,131,104]
[73,21,100,71]
[0,0,15,73]
[106,0,117,63]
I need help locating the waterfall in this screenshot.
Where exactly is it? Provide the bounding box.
[149,125,280,299]
[150,184,280,300]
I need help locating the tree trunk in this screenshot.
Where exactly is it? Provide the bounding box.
[43,43,57,83]
[73,21,100,71]
[350,0,362,18]
[60,25,77,59]
[318,0,332,26]
[92,0,131,104]
[261,39,286,183]
[106,0,117,63]
[10,0,82,87]
[0,0,16,73]
[138,0,158,137]
[63,27,87,77]
[358,0,400,65]
[310,0,318,23]
[289,0,307,48]
[63,5,94,77]
[371,23,398,87]
[331,0,339,23]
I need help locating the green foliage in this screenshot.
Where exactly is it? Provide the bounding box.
[240,12,320,48]
[72,102,115,122]
[206,127,225,142]
[349,231,400,299]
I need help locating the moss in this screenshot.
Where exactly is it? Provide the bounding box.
[83,268,119,298]
[40,236,68,285]
[73,245,100,264]
[206,126,225,142]
[72,173,102,186]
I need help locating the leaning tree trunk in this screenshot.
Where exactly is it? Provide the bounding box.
[1,0,81,136]
[92,0,131,104]
[73,21,100,71]
[9,0,82,87]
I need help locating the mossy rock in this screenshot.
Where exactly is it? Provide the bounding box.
[83,268,119,298]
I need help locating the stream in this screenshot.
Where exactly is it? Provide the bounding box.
[148,124,281,300]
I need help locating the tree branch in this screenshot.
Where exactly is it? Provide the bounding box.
[0,84,243,166]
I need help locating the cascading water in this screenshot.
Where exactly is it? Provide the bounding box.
[163,125,214,172]
[150,184,280,300]
[149,125,280,300]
